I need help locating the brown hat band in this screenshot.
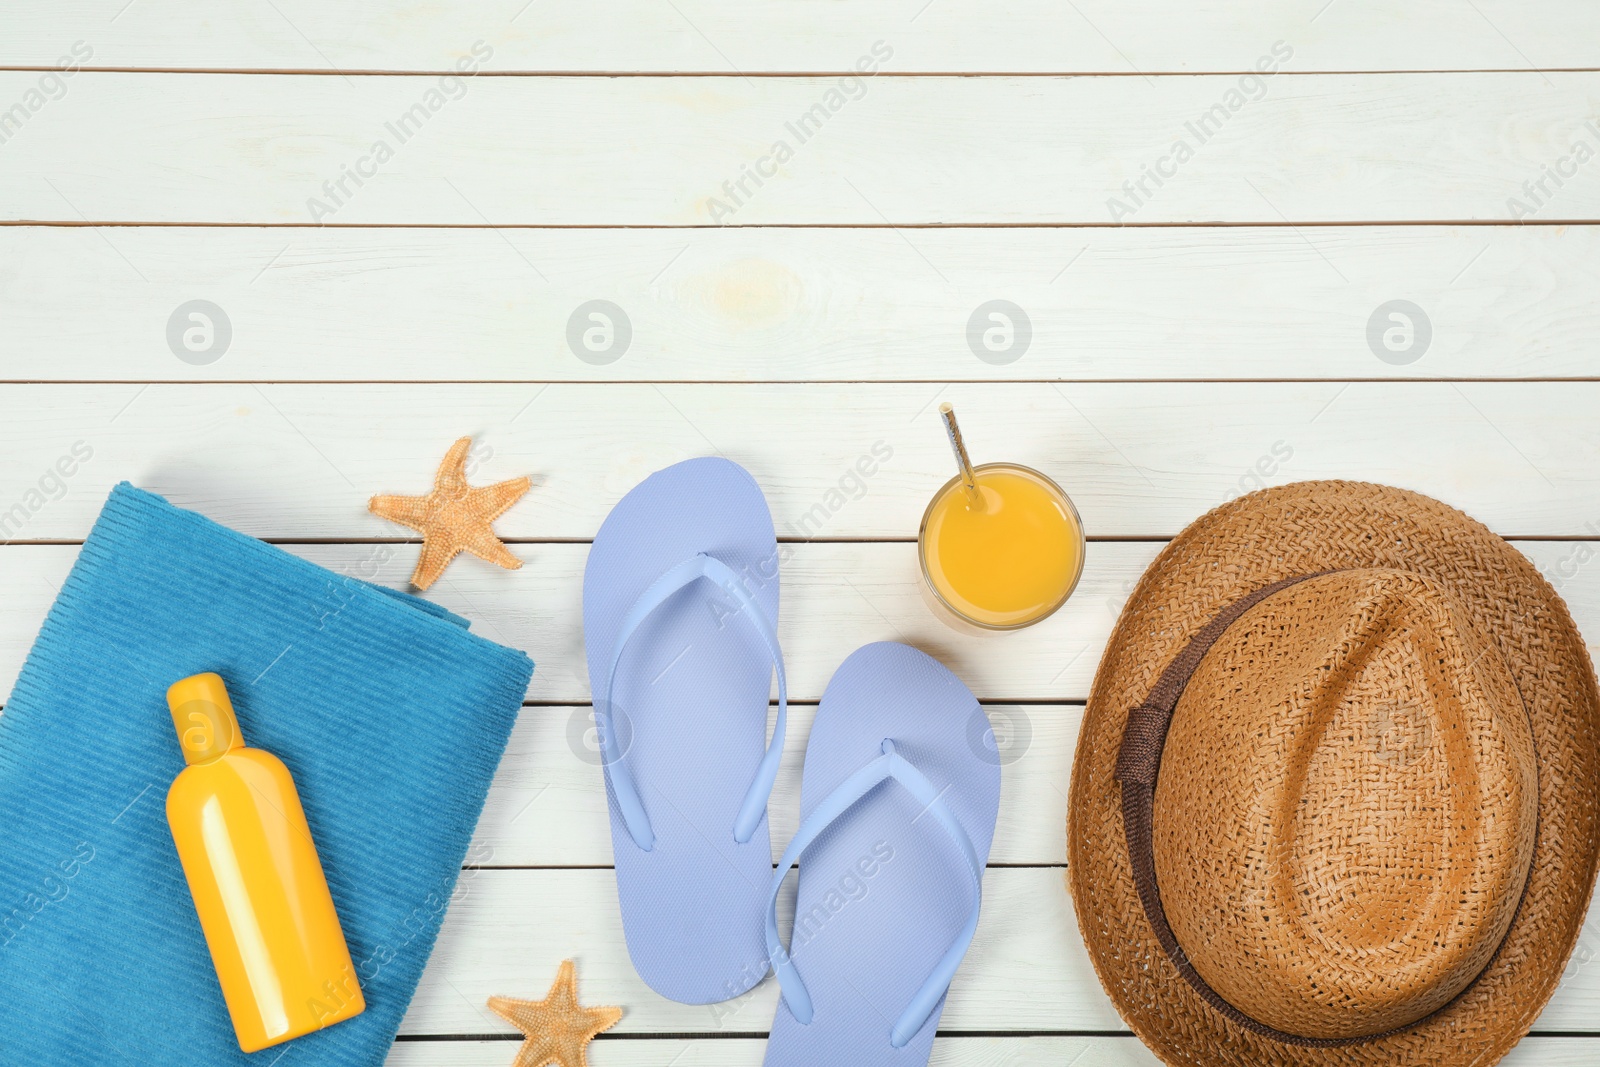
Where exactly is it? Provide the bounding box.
[1114,571,1536,1048]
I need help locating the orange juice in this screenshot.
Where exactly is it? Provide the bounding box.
[919,463,1085,629]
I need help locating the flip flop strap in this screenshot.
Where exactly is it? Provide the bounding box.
[601,552,788,851]
[764,738,984,1049]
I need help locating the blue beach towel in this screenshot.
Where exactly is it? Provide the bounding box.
[0,483,533,1065]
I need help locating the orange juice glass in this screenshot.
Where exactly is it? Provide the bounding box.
[918,409,1085,630]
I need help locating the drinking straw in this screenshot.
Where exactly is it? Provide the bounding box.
[939,403,987,511]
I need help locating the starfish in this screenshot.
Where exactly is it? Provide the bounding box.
[368,436,531,591]
[487,959,623,1067]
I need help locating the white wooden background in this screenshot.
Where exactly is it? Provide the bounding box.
[5,3,1600,1064]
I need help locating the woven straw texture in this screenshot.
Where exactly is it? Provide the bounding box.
[1069,481,1600,1067]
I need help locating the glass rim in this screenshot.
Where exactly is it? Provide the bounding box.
[917,461,1087,631]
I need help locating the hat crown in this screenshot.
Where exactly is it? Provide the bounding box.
[1153,569,1538,1041]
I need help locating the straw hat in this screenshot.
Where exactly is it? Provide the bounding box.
[1069,481,1600,1067]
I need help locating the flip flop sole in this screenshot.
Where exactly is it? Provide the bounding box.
[765,642,1001,1065]
[584,457,781,1004]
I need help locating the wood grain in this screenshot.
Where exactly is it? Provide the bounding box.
[478,704,1073,867]
[7,1,1599,74]
[6,225,1598,382]
[6,73,1600,224]
[387,1036,1170,1067]
[0,541,1156,704]
[392,867,1600,1035]
[1,383,1595,542]
[2,540,1596,707]
[382,1035,1600,1066]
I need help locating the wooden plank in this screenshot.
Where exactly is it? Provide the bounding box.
[0,541,1158,704]
[396,532,1600,863]
[2,383,1599,542]
[6,73,1600,224]
[386,1035,1167,1066]
[2,540,1597,706]
[393,867,1600,1035]
[477,704,1073,866]
[389,867,1162,1033]
[7,2,1600,74]
[8,224,1600,382]
[383,1035,1600,1066]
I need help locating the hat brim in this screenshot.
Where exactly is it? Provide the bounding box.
[1068,481,1600,1067]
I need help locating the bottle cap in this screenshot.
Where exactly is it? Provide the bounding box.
[167,672,244,765]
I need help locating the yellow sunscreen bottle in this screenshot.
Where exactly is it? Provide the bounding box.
[164,673,365,1052]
